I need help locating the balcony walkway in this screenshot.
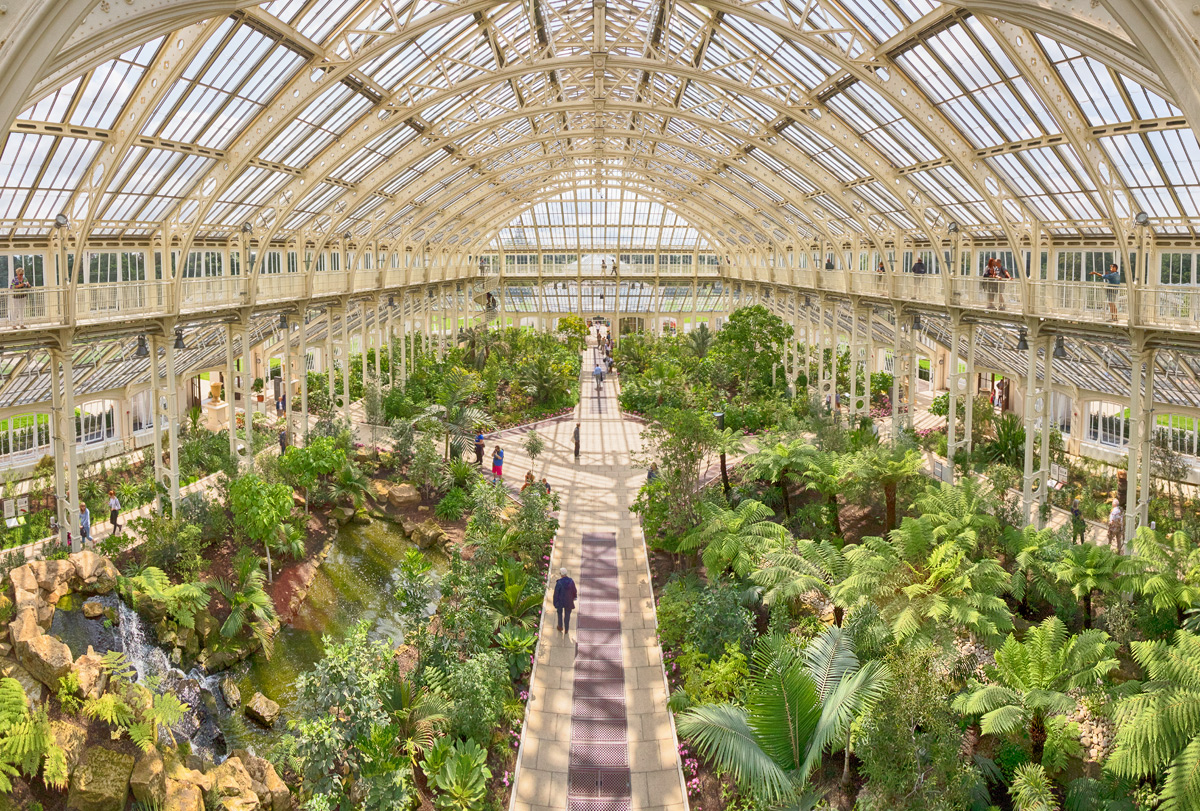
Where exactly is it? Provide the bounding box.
[511,341,687,811]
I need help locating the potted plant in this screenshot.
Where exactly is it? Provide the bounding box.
[252,377,265,402]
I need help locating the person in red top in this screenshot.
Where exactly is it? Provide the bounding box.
[552,568,577,634]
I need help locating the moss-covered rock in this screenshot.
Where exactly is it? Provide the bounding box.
[66,746,135,811]
[130,748,166,806]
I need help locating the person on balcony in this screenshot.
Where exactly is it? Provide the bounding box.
[1089,263,1122,321]
[910,257,927,277]
[983,258,1011,310]
[9,265,31,327]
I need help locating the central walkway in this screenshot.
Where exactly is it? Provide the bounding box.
[511,343,688,811]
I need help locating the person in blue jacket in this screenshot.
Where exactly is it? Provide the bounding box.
[552,568,577,634]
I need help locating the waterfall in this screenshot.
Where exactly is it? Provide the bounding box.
[116,601,171,684]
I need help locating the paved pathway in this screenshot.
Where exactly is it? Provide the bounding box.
[512,342,687,811]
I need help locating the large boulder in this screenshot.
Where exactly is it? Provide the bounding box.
[68,550,106,583]
[8,564,37,593]
[12,587,37,614]
[165,760,212,793]
[195,612,219,646]
[78,558,119,595]
[411,519,448,551]
[50,718,88,773]
[387,483,421,509]
[19,632,73,688]
[230,750,290,811]
[244,692,280,728]
[36,559,76,592]
[73,649,107,700]
[8,609,39,648]
[82,601,104,619]
[66,747,135,811]
[204,756,259,811]
[130,748,166,806]
[370,480,390,501]
[164,778,205,811]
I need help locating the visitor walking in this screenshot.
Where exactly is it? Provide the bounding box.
[541,477,551,495]
[553,567,577,634]
[492,445,505,481]
[475,432,485,466]
[573,422,580,459]
[1107,497,1124,550]
[1070,497,1086,544]
[647,462,658,482]
[279,429,288,455]
[9,265,31,328]
[910,257,927,278]
[108,490,121,536]
[79,502,91,546]
[1090,263,1122,321]
[593,363,605,393]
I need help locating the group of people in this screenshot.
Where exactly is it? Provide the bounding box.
[69,489,123,548]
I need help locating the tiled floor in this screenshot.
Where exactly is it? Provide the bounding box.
[512,343,687,811]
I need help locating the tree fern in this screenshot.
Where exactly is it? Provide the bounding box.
[0,679,68,792]
[1108,631,1200,811]
[753,538,850,624]
[679,500,789,579]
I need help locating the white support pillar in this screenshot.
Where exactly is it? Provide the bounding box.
[225,325,238,463]
[149,335,165,513]
[325,308,335,409]
[849,304,870,423]
[340,303,351,422]
[1038,337,1056,505]
[299,309,309,443]
[238,324,254,464]
[50,347,80,550]
[399,293,408,386]
[1021,333,1050,527]
[284,316,294,445]
[163,334,181,513]
[387,302,395,389]
[1125,339,1155,542]
[373,300,382,382]
[947,317,976,481]
[818,296,833,411]
[360,300,369,384]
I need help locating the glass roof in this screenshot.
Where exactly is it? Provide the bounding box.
[5,0,1198,247]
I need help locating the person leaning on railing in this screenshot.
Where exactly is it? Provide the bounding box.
[983,258,1011,311]
[9,265,32,327]
[1089,262,1122,322]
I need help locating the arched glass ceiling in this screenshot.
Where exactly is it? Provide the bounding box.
[4,0,1200,251]
[494,189,709,251]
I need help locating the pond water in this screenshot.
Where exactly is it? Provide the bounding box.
[219,516,445,752]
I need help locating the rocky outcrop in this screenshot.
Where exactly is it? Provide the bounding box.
[387,482,421,509]
[19,632,73,688]
[411,519,449,550]
[245,692,280,728]
[69,551,119,595]
[66,746,135,811]
[230,749,290,811]
[204,756,260,811]
[164,778,205,811]
[73,648,107,700]
[130,748,166,806]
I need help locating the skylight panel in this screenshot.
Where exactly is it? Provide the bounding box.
[70,42,162,129]
[1100,134,1162,188]
[238,49,304,106]
[260,0,308,25]
[1121,78,1181,119]
[937,96,1005,149]
[19,78,80,124]
[1046,51,1128,126]
[838,0,905,41]
[1145,129,1200,186]
[294,0,356,44]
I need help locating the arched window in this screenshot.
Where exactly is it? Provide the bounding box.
[0,413,51,464]
[76,400,117,446]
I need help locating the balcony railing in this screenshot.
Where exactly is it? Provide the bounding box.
[1031,280,1127,324]
[949,276,1021,312]
[257,273,306,304]
[75,280,168,323]
[179,275,248,312]
[892,273,947,307]
[0,286,64,330]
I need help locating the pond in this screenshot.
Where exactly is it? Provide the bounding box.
[218,515,446,752]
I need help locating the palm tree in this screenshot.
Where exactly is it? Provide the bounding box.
[1125,526,1200,628]
[379,677,450,770]
[835,517,1013,644]
[687,323,714,359]
[417,367,494,459]
[798,448,847,536]
[676,628,888,803]
[215,547,279,658]
[676,499,789,579]
[954,616,1117,764]
[1054,542,1126,629]
[748,439,808,518]
[851,443,925,532]
[517,354,569,405]
[711,426,745,498]
[1107,630,1200,811]
[1009,763,1059,811]
[328,459,370,508]
[752,538,850,625]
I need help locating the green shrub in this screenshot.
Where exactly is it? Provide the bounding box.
[435,487,469,522]
[436,650,510,744]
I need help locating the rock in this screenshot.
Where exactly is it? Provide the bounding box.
[82,601,104,619]
[68,551,105,582]
[130,748,166,806]
[334,506,355,525]
[165,760,212,793]
[36,559,76,592]
[195,612,218,645]
[78,559,119,595]
[170,647,182,665]
[230,750,290,811]
[245,692,280,728]
[36,601,55,627]
[104,607,119,626]
[0,642,10,658]
[73,650,107,700]
[66,746,135,811]
[220,677,241,708]
[13,587,38,614]
[7,607,38,648]
[177,625,199,657]
[387,483,421,509]
[370,480,390,501]
[205,756,260,811]
[411,519,448,550]
[0,659,43,703]
[50,719,88,772]
[19,632,73,688]
[9,564,37,593]
[164,778,205,811]
[200,648,238,674]
[400,516,417,537]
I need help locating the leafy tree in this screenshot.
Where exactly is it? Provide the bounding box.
[798,448,848,536]
[1108,630,1200,811]
[676,499,789,579]
[753,538,850,625]
[488,560,543,629]
[676,627,887,804]
[1125,526,1200,627]
[851,443,925,532]
[328,459,370,509]
[747,439,808,518]
[555,313,588,352]
[634,408,717,538]
[836,517,1013,644]
[521,430,546,465]
[954,616,1117,765]
[417,367,494,459]
[709,305,793,394]
[517,354,571,405]
[913,477,999,552]
[1055,542,1127,629]
[230,473,292,582]
[215,547,278,657]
